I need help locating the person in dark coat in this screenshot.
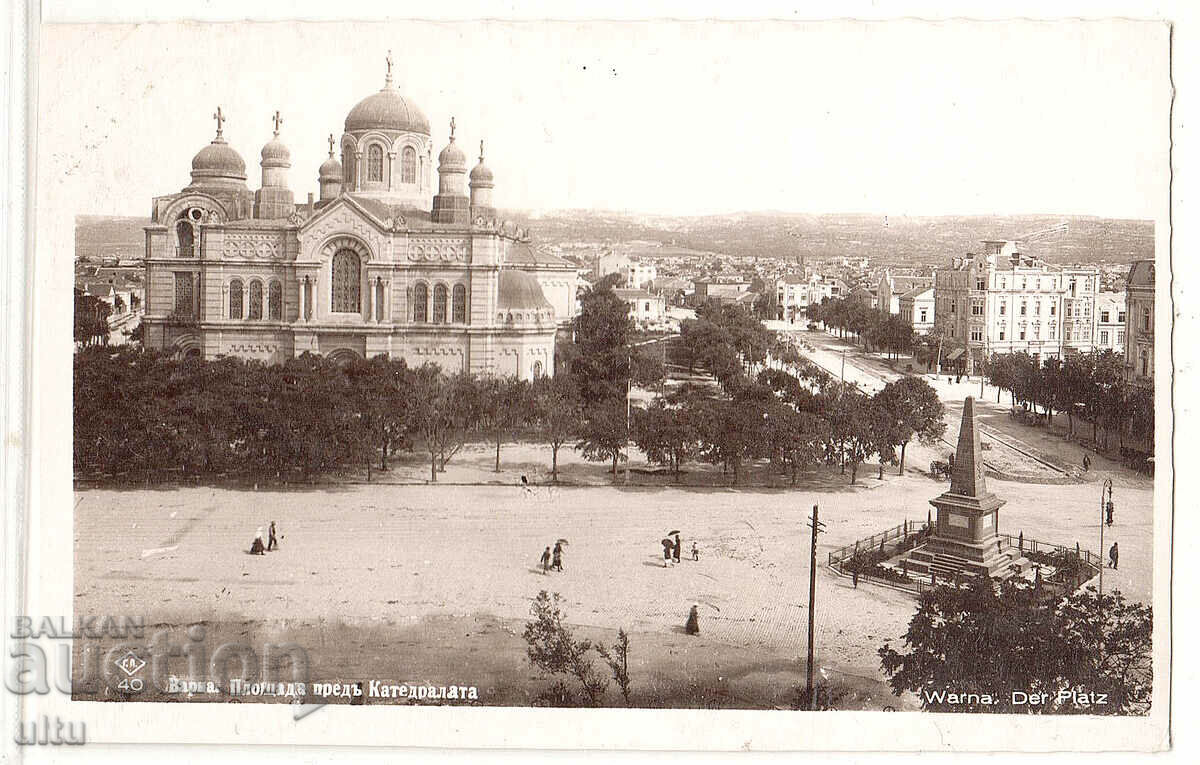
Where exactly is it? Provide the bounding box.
[685,604,700,635]
[540,546,551,574]
[551,542,564,572]
[1018,531,1024,551]
[267,521,278,551]
[852,569,859,588]
[250,537,265,555]
[662,538,673,567]
[673,534,681,564]
[1109,542,1119,570]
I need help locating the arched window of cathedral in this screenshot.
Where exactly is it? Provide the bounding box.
[331,249,361,313]
[452,284,467,323]
[248,280,263,320]
[432,284,448,323]
[176,220,194,257]
[368,145,384,183]
[412,283,428,323]
[402,146,417,184]
[228,279,243,319]
[343,149,355,186]
[374,279,384,322]
[532,360,543,378]
[268,281,282,320]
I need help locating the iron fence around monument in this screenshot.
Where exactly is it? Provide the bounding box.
[827,522,1102,597]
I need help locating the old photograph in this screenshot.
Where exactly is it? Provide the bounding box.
[26,11,1174,751]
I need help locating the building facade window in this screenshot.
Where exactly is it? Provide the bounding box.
[1119,311,1126,323]
[331,249,361,313]
[343,148,355,185]
[367,145,384,182]
[174,273,194,316]
[248,280,263,320]
[1020,302,1027,316]
[412,283,428,323]
[402,147,417,184]
[269,281,282,320]
[432,284,448,323]
[1050,304,1056,316]
[1034,301,1041,316]
[970,328,983,342]
[1141,350,1149,376]
[451,286,465,326]
[976,278,986,291]
[1101,330,1109,345]
[1019,329,1026,340]
[176,220,195,257]
[1143,306,1151,331]
[919,309,928,323]
[999,330,1006,340]
[1101,311,1110,323]
[228,279,243,319]
[532,360,543,378]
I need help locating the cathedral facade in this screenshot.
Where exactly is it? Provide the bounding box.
[141,59,575,380]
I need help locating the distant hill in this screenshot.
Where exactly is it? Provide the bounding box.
[76,211,1154,266]
[75,215,148,261]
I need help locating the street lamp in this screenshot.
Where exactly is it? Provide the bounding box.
[1099,477,1114,595]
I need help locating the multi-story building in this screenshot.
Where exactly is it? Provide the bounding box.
[878,271,934,315]
[692,279,751,306]
[613,287,667,329]
[1094,291,1126,354]
[898,286,935,334]
[1061,267,1099,352]
[1124,260,1155,385]
[775,275,810,324]
[593,251,657,290]
[934,240,1096,372]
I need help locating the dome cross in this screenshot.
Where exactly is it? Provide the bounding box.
[385,50,394,86]
[212,106,225,139]
[327,133,336,155]
[479,139,485,162]
[272,110,283,136]
[449,116,456,140]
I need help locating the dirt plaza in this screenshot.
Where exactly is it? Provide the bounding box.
[73,446,1153,707]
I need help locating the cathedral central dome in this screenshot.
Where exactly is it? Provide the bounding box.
[344,88,431,135]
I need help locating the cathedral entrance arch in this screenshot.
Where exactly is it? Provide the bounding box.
[325,348,362,366]
[172,335,203,360]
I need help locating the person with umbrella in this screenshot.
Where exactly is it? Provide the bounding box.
[672,532,682,564]
[552,540,567,572]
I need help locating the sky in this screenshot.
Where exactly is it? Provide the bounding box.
[38,19,1170,220]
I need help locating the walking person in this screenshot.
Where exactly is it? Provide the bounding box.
[1018,531,1023,551]
[267,521,278,551]
[551,542,564,572]
[685,604,700,635]
[540,546,552,575]
[691,541,699,561]
[661,538,673,568]
[250,527,266,555]
[673,533,681,564]
[1082,454,1091,472]
[1109,542,1119,570]
[852,568,859,588]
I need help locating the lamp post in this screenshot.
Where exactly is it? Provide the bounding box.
[1099,477,1113,595]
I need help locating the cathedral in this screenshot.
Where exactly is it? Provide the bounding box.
[141,56,576,380]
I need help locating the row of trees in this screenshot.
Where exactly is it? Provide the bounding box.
[805,297,917,360]
[984,349,1153,449]
[74,288,112,348]
[75,285,947,486]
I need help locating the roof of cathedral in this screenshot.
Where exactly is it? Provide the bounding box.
[344,88,431,134]
[438,136,467,172]
[497,270,553,311]
[505,242,574,268]
[191,137,247,180]
[470,140,494,183]
[260,136,290,166]
[319,154,343,180]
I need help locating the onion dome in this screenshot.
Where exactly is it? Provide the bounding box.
[190,107,247,183]
[260,115,290,167]
[319,133,342,180]
[344,53,431,134]
[470,139,494,185]
[438,118,467,172]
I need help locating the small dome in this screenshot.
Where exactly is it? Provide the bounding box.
[470,161,494,184]
[319,154,343,181]
[260,137,290,166]
[498,270,553,312]
[191,138,247,179]
[345,88,431,134]
[438,138,467,172]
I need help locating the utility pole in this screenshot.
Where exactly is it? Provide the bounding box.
[624,346,632,485]
[805,504,826,710]
[1099,478,1113,595]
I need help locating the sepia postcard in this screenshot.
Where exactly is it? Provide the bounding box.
[5,4,1178,756]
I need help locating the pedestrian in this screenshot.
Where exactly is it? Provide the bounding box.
[685,604,700,635]
[267,521,278,551]
[540,546,551,575]
[1082,454,1091,472]
[691,541,699,561]
[1018,531,1023,551]
[552,542,564,572]
[1109,542,1119,570]
[997,539,1003,555]
[250,527,265,556]
[673,533,681,564]
[662,538,673,567]
[1106,505,1114,527]
[521,475,532,495]
[852,569,859,588]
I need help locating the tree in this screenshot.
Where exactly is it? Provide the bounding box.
[875,376,946,474]
[523,591,609,706]
[478,375,532,472]
[632,397,697,480]
[533,374,584,482]
[408,366,478,482]
[576,396,629,476]
[880,578,1152,715]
